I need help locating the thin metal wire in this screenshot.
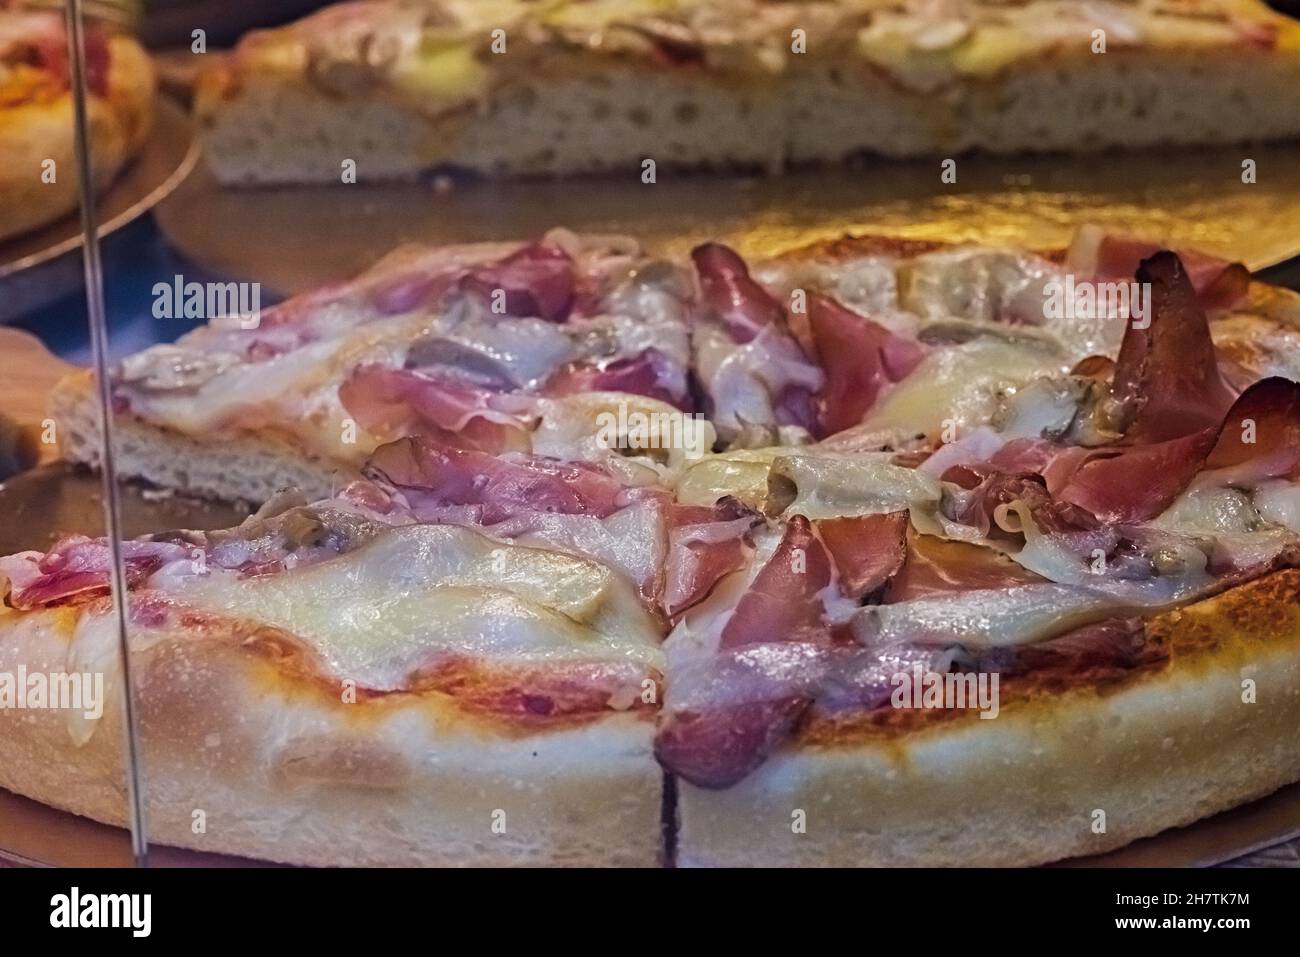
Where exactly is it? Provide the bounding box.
[63,0,149,867]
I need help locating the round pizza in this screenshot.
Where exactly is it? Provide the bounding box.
[5,224,1300,866]
[0,6,156,243]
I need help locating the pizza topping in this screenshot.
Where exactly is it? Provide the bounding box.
[856,334,1066,444]
[854,582,1160,651]
[971,616,1155,682]
[814,512,910,601]
[458,239,576,323]
[766,450,944,521]
[3,538,187,611]
[339,363,537,453]
[884,531,1047,601]
[542,348,691,410]
[692,243,786,344]
[365,435,641,521]
[805,293,926,436]
[718,516,833,649]
[1107,251,1238,443]
[662,500,760,618]
[1200,376,1300,485]
[168,522,663,693]
[1065,225,1251,312]
[0,11,109,104]
[1043,428,1221,523]
[363,435,674,597]
[691,244,825,443]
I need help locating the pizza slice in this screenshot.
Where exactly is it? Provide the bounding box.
[658,245,1300,866]
[0,430,728,866]
[0,4,155,242]
[53,228,701,502]
[194,0,1300,184]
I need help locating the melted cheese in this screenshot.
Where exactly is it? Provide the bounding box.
[768,451,942,520]
[860,337,1065,441]
[532,392,715,484]
[1152,486,1260,536]
[1254,481,1300,534]
[674,448,784,508]
[164,525,663,690]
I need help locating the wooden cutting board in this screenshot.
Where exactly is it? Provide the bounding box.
[0,327,77,469]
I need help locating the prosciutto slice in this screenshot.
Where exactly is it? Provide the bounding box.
[1045,377,1300,523]
[806,293,925,436]
[459,240,576,323]
[1202,377,1300,484]
[656,517,835,786]
[690,244,824,438]
[1066,226,1250,312]
[691,243,786,344]
[661,501,759,618]
[364,436,637,522]
[718,517,833,649]
[884,532,1046,602]
[3,538,188,610]
[541,348,691,410]
[815,512,909,600]
[339,364,536,453]
[1109,251,1238,443]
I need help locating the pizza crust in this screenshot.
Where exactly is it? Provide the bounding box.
[0,604,663,867]
[0,35,155,243]
[52,369,348,503]
[675,569,1300,867]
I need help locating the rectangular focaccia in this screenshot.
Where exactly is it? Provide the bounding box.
[193,0,1300,184]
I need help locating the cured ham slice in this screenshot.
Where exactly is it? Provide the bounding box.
[815,512,909,600]
[805,293,925,436]
[691,243,786,344]
[884,532,1047,602]
[459,240,576,323]
[364,436,638,522]
[661,501,759,618]
[541,348,691,410]
[1065,226,1250,312]
[339,364,536,453]
[1203,376,1300,484]
[2,538,187,610]
[1046,377,1300,523]
[690,244,824,439]
[1109,251,1238,443]
[718,516,833,649]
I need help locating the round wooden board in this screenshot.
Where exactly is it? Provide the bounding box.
[0,97,199,324]
[155,142,1300,299]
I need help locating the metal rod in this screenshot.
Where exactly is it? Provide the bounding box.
[63,0,149,867]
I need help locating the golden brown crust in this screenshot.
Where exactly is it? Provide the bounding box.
[0,597,663,867]
[798,568,1300,746]
[677,567,1300,866]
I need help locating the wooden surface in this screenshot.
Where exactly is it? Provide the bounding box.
[0,327,76,466]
